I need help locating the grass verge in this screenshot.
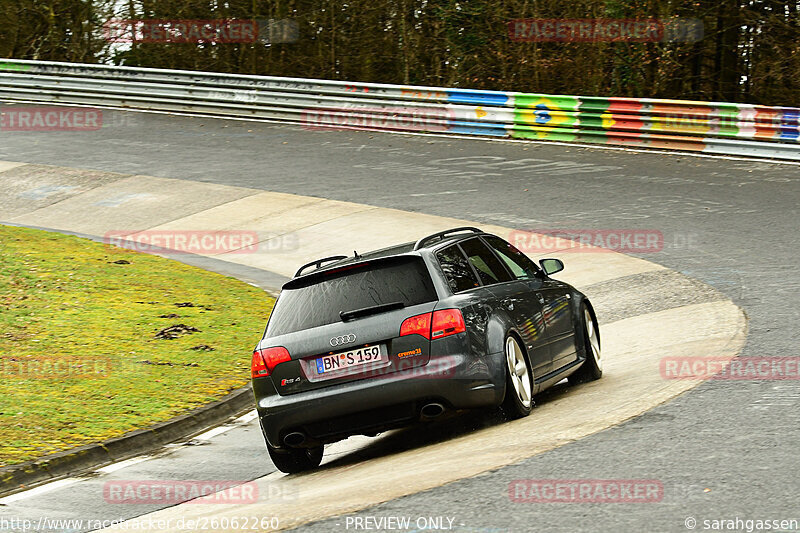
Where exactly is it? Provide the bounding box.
[0,224,274,466]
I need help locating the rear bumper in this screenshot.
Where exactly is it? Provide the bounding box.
[254,352,504,448]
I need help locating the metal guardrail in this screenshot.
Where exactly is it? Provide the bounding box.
[1,59,799,160]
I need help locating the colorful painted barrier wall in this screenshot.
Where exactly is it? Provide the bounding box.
[1,59,798,160]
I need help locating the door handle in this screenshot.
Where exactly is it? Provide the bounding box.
[536,293,545,304]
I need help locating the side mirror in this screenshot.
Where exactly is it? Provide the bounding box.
[539,258,564,276]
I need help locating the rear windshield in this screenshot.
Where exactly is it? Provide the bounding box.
[266,256,436,337]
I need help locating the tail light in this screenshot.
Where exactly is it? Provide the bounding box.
[400,313,432,339]
[400,309,465,340]
[251,346,290,378]
[431,309,466,338]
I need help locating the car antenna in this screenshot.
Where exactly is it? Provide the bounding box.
[354,250,361,259]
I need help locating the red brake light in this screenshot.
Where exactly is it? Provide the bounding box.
[251,346,291,378]
[431,309,466,339]
[400,312,431,340]
[400,309,465,340]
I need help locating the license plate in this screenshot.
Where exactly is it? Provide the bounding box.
[315,345,385,375]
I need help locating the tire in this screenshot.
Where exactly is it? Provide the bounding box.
[501,334,534,419]
[267,443,323,474]
[568,303,603,385]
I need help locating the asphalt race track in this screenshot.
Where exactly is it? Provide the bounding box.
[0,161,744,530]
[1,107,799,532]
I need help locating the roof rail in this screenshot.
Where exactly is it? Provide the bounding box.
[294,255,349,278]
[413,227,482,250]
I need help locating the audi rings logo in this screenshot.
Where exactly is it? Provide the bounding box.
[330,334,357,347]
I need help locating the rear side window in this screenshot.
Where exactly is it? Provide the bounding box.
[266,257,436,336]
[436,244,480,293]
[483,235,541,280]
[459,238,513,286]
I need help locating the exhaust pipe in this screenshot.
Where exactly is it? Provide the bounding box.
[283,432,306,447]
[420,402,445,420]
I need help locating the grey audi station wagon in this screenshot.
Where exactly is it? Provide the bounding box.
[251,227,602,473]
